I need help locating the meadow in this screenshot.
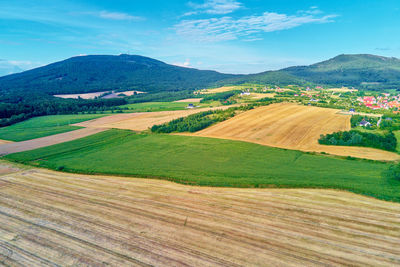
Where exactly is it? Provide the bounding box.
[117,101,193,112]
[6,129,400,202]
[0,114,106,141]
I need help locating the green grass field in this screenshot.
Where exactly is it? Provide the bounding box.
[6,129,399,202]
[118,101,202,112]
[0,114,107,142]
[395,131,400,152]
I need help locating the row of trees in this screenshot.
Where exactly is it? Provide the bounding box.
[151,105,255,133]
[0,95,127,127]
[200,90,240,103]
[319,130,397,152]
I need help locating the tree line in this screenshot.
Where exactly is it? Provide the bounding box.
[151,105,255,133]
[319,130,397,152]
[0,93,126,127]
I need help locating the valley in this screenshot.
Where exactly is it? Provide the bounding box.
[1,54,400,267]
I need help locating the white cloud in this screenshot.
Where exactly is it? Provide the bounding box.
[98,11,143,21]
[172,59,192,68]
[175,9,337,42]
[0,60,34,76]
[185,0,242,16]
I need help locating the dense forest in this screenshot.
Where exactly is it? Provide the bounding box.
[318,130,397,152]
[200,90,240,104]
[0,93,127,127]
[224,54,400,90]
[0,54,236,95]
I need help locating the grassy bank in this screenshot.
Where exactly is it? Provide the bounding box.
[0,114,107,141]
[5,129,399,202]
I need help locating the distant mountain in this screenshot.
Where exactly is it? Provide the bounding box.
[218,54,400,90]
[0,54,238,95]
[1,54,400,97]
[281,54,400,89]
[0,60,23,77]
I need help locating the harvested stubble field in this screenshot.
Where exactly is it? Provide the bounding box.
[74,105,237,131]
[187,102,400,161]
[0,161,399,266]
[199,86,244,94]
[326,87,358,93]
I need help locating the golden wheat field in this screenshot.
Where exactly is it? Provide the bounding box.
[75,105,237,131]
[238,93,275,99]
[185,102,400,161]
[199,86,242,94]
[0,161,399,266]
[326,87,358,93]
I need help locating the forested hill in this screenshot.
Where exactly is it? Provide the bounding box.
[0,54,238,95]
[2,54,400,96]
[215,54,400,90]
[281,54,400,90]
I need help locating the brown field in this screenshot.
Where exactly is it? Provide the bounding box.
[185,103,400,161]
[0,128,106,156]
[174,98,203,103]
[0,161,399,266]
[54,90,145,99]
[75,105,237,131]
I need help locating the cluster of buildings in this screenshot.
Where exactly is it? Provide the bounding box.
[358,94,400,110]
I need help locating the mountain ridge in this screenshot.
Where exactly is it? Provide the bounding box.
[1,54,400,95]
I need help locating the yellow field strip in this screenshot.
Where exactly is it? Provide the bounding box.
[0,128,107,156]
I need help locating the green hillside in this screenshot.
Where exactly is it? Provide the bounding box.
[282,54,400,90]
[0,54,237,95]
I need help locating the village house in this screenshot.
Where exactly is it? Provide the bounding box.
[359,119,371,127]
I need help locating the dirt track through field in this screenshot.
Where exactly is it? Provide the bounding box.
[0,128,106,156]
[0,161,399,266]
[74,105,237,131]
[0,140,12,145]
[185,103,400,161]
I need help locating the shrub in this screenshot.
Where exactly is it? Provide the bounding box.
[384,164,400,181]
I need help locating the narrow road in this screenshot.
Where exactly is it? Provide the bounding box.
[0,127,107,156]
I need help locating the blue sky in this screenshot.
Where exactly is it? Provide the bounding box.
[1,0,400,75]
